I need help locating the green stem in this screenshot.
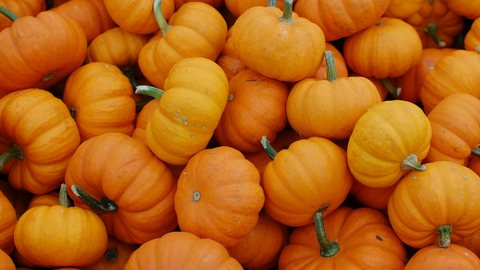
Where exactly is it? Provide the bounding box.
[71,185,118,214]
[0,6,19,21]
[261,136,277,160]
[401,154,426,171]
[153,0,172,37]
[324,51,337,82]
[436,224,453,248]
[278,0,293,25]
[380,78,401,99]
[424,23,446,48]
[471,147,480,158]
[457,31,465,50]
[135,97,154,112]
[59,183,70,208]
[0,143,24,170]
[122,67,139,89]
[314,208,340,257]
[135,85,165,101]
[268,0,277,7]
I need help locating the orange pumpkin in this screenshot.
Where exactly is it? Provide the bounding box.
[27,191,60,209]
[0,180,33,217]
[0,248,15,270]
[384,0,423,19]
[175,0,224,9]
[349,178,398,213]
[404,244,480,269]
[215,26,248,80]
[440,0,480,20]
[0,189,16,255]
[225,0,291,18]
[0,0,45,32]
[83,236,140,270]
[465,17,480,52]
[313,42,348,80]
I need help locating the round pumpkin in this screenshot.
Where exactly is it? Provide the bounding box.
[215,26,248,81]
[0,0,45,32]
[404,244,480,269]
[83,236,140,270]
[0,248,15,270]
[0,189,16,255]
[465,17,480,52]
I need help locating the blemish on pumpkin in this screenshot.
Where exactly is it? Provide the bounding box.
[42,71,57,82]
[376,235,383,241]
[464,176,467,180]
[191,135,197,141]
[412,176,417,179]
[181,116,188,125]
[237,219,241,224]
[105,65,109,68]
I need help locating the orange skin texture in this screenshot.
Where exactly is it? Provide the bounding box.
[441,0,480,20]
[404,244,480,269]
[0,190,16,256]
[216,27,248,81]
[174,146,265,248]
[65,133,178,245]
[424,93,480,165]
[457,228,480,259]
[231,6,326,82]
[384,0,423,19]
[0,89,81,194]
[124,232,243,269]
[27,191,60,209]
[263,137,353,227]
[388,161,480,249]
[313,42,348,80]
[225,0,291,18]
[465,17,480,52]
[0,248,15,270]
[421,49,480,114]
[278,207,408,269]
[349,178,398,212]
[347,100,432,188]
[83,236,140,270]
[343,17,423,79]
[0,0,45,32]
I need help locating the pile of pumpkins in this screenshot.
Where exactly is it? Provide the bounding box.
[1,0,480,269]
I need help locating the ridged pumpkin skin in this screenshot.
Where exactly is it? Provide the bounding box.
[174,146,265,248]
[144,57,229,165]
[65,133,178,244]
[441,0,480,20]
[0,248,15,270]
[0,89,80,194]
[62,62,136,142]
[216,27,248,81]
[83,236,139,270]
[404,244,480,269]
[0,10,87,92]
[421,49,480,114]
[231,5,326,82]
[465,18,480,52]
[14,205,108,268]
[278,207,408,269]
[124,232,243,269]
[0,190,16,255]
[347,100,432,188]
[384,0,423,19]
[263,137,353,227]
[225,0,290,18]
[0,0,45,32]
[388,161,480,249]
[349,178,398,212]
[294,0,391,41]
[424,93,480,165]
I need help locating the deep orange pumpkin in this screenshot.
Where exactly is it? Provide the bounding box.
[404,244,480,269]
[465,17,480,52]
[83,236,140,270]
[0,0,45,32]
[215,26,248,81]
[0,189,16,255]
[0,248,15,270]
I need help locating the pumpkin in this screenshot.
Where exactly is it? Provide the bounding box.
[138,0,227,89]
[384,0,423,19]
[420,49,480,114]
[0,180,33,217]
[214,69,289,153]
[261,136,353,227]
[348,72,389,101]
[66,132,178,245]
[131,98,160,145]
[347,100,432,188]
[388,161,480,248]
[103,0,174,35]
[135,57,229,165]
[0,0,45,32]
[14,184,108,268]
[225,0,291,18]
[313,42,348,80]
[123,231,243,269]
[215,26,248,80]
[404,244,480,269]
[457,228,480,259]
[278,206,408,269]
[286,51,382,140]
[465,17,480,52]
[0,248,15,270]
[343,17,423,79]
[0,7,87,92]
[349,178,398,213]
[175,0,224,9]
[0,189,16,255]
[403,0,464,48]
[83,236,140,270]
[174,146,265,248]
[27,191,60,209]
[293,0,391,41]
[440,0,480,20]
[0,89,80,194]
[470,156,480,176]
[231,0,326,82]
[424,93,480,165]
[62,62,136,141]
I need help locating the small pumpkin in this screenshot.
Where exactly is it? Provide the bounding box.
[83,236,140,270]
[349,178,398,213]
[0,189,16,255]
[0,248,15,270]
[440,0,480,20]
[0,0,45,32]
[465,17,480,52]
[404,244,480,269]
[383,0,423,19]
[215,26,248,81]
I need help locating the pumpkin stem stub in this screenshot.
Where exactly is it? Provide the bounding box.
[193,191,201,202]
[424,23,446,48]
[436,224,453,248]
[268,0,277,7]
[59,183,70,208]
[71,185,119,214]
[261,135,277,160]
[136,85,165,101]
[105,247,119,263]
[401,154,426,171]
[0,143,24,170]
[324,51,337,82]
[380,78,401,98]
[153,0,172,37]
[41,71,58,82]
[314,211,340,258]
[471,147,480,158]
[228,94,234,101]
[278,0,294,25]
[0,5,19,21]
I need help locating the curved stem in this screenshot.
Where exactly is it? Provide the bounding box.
[71,185,118,214]
[401,154,426,171]
[278,0,293,25]
[314,208,340,257]
[59,183,70,208]
[436,224,453,248]
[261,136,277,160]
[153,0,172,37]
[0,143,24,170]
[471,147,480,158]
[122,67,138,89]
[424,23,446,48]
[268,0,277,7]
[380,78,401,98]
[135,85,165,101]
[324,51,337,82]
[0,6,19,21]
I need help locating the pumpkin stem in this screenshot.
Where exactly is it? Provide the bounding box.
[122,67,139,89]
[424,23,446,48]
[0,5,19,21]
[436,224,453,248]
[325,51,337,82]
[314,208,340,257]
[105,247,119,263]
[0,143,24,170]
[380,78,401,98]
[278,0,294,25]
[135,85,165,101]
[471,147,480,158]
[59,183,70,208]
[135,97,154,113]
[70,185,118,214]
[268,0,277,7]
[153,0,172,37]
[429,0,433,4]
[401,154,426,171]
[261,135,277,160]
